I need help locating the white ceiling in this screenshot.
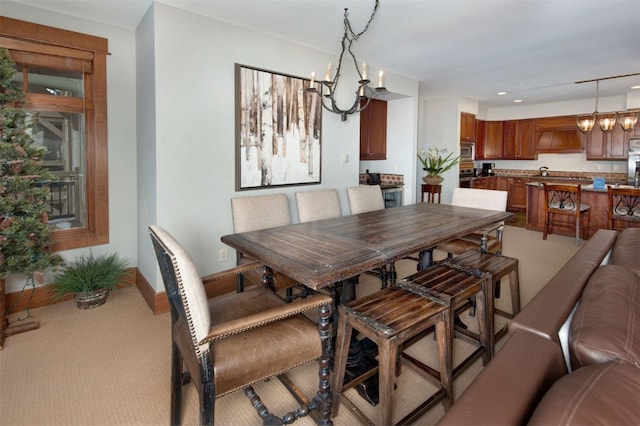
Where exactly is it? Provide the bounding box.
[9,0,640,108]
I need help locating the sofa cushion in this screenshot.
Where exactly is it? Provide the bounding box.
[569,264,640,369]
[528,361,640,425]
[610,227,640,275]
[438,331,566,426]
[510,229,618,343]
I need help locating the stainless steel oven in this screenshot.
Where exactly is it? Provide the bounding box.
[460,142,475,163]
[459,167,474,188]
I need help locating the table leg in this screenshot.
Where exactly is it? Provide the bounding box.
[418,249,434,271]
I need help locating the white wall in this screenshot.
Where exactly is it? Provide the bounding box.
[140,3,419,291]
[3,2,139,293]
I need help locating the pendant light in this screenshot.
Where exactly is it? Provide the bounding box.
[617,110,639,132]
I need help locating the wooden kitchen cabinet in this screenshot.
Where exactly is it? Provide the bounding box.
[360,99,387,160]
[460,112,476,142]
[507,177,529,211]
[472,177,495,189]
[515,119,537,159]
[474,119,486,160]
[502,121,517,159]
[585,117,629,160]
[483,121,504,159]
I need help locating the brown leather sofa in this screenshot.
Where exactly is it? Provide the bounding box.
[439,227,640,425]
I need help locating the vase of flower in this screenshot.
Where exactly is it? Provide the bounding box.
[417,147,460,185]
[423,175,444,185]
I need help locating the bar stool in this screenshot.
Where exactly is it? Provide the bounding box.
[331,286,452,425]
[421,184,442,203]
[446,250,520,340]
[399,262,493,377]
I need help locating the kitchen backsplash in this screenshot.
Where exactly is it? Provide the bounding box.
[359,173,405,186]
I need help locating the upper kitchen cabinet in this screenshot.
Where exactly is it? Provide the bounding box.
[503,119,537,160]
[360,99,387,160]
[585,116,629,160]
[483,121,504,159]
[474,119,486,160]
[460,112,476,142]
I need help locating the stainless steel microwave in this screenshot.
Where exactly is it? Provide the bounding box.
[460,142,475,162]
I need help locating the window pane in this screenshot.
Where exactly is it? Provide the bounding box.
[25,66,84,98]
[27,111,86,230]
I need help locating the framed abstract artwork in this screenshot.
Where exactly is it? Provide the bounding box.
[235,64,322,190]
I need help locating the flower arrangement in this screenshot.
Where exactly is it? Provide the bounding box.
[417,147,460,176]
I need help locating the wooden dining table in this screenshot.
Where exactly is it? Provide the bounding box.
[221,202,513,291]
[221,202,512,421]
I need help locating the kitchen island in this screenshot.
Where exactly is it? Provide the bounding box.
[525,182,639,238]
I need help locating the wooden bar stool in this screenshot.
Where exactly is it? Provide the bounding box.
[331,286,452,426]
[399,263,493,378]
[447,250,520,340]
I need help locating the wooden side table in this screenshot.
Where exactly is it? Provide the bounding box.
[422,184,442,203]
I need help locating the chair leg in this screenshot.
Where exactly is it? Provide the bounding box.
[543,212,550,240]
[170,342,183,426]
[199,357,215,426]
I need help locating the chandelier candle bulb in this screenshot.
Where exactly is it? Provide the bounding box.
[310,71,315,87]
[378,70,384,88]
[325,63,332,81]
[362,62,367,80]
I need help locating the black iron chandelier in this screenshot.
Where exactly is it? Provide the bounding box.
[306,0,386,122]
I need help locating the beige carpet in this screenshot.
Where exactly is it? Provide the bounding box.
[0,226,580,425]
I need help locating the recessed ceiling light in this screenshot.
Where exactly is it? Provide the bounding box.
[497,91,507,96]
[513,99,523,103]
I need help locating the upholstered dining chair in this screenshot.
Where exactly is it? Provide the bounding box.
[607,185,640,230]
[437,188,509,256]
[542,183,591,245]
[295,188,342,223]
[347,185,394,287]
[347,184,386,214]
[231,193,297,294]
[148,225,333,426]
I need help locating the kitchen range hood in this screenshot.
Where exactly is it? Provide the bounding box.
[535,130,584,153]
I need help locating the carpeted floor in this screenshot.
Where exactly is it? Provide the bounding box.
[0,226,580,425]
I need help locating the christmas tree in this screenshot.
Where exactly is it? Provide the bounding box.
[0,47,62,281]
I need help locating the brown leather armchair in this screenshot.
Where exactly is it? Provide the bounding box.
[148,225,333,425]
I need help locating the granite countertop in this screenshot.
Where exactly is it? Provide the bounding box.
[525,181,637,192]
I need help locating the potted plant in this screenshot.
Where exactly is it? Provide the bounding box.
[417,147,460,184]
[51,252,128,309]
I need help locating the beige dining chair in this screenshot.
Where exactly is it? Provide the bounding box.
[148,225,332,425]
[347,184,393,287]
[230,193,297,294]
[437,187,509,256]
[347,185,385,214]
[295,188,342,223]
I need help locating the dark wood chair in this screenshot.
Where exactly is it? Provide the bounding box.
[542,183,591,245]
[148,225,333,425]
[607,185,640,230]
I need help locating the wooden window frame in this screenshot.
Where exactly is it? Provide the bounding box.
[0,17,109,251]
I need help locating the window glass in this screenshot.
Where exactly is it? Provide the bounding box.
[27,111,86,230]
